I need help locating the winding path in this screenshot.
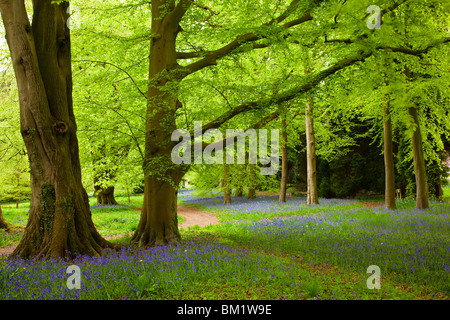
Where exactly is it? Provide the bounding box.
[0,204,220,257]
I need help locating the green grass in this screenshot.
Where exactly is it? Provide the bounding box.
[0,195,185,244]
[1,193,448,300]
[442,184,450,202]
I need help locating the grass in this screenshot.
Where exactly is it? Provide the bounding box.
[0,195,185,244]
[0,189,449,300]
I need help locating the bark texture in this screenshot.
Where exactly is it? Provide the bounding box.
[383,100,397,210]
[278,117,288,202]
[408,107,429,209]
[223,163,232,204]
[305,97,318,205]
[94,185,119,206]
[0,1,111,258]
[0,205,9,230]
[247,164,256,199]
[131,0,189,246]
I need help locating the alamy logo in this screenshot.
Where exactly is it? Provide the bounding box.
[366,5,381,30]
[66,265,81,290]
[366,265,381,289]
[171,121,279,175]
[66,5,81,30]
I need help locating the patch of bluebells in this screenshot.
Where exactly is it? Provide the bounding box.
[0,240,300,300]
[180,190,357,219]
[219,205,450,291]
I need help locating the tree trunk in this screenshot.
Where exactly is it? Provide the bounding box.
[305,96,319,205]
[408,107,429,209]
[132,0,188,246]
[95,185,119,206]
[383,100,397,209]
[0,1,111,258]
[223,163,232,204]
[247,164,256,199]
[0,205,9,230]
[279,117,288,202]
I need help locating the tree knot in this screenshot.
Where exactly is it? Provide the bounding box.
[53,121,69,135]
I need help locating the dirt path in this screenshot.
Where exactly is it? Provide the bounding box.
[0,204,220,257]
[177,204,220,229]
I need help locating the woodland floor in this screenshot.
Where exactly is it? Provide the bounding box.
[0,204,221,257]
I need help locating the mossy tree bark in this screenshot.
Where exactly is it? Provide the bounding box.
[131,0,189,247]
[0,205,9,230]
[0,0,111,258]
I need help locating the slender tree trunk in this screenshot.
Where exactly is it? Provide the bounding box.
[247,164,256,199]
[0,205,9,230]
[223,163,232,204]
[408,107,429,209]
[383,100,397,209]
[305,96,319,205]
[279,117,288,202]
[132,0,189,246]
[0,1,111,258]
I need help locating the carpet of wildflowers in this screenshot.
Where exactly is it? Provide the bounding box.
[1,190,449,300]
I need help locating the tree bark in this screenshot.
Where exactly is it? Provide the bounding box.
[0,1,111,258]
[247,164,257,199]
[223,163,232,204]
[0,205,9,230]
[305,96,319,205]
[383,100,397,209]
[279,117,288,202]
[94,185,119,206]
[408,107,429,209]
[131,0,189,247]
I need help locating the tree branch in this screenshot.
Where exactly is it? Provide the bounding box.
[178,3,313,75]
[73,59,147,98]
[200,50,374,132]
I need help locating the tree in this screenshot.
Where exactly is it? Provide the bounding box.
[0,0,111,258]
[383,98,397,209]
[133,0,396,246]
[278,115,288,202]
[0,205,9,230]
[132,0,319,246]
[223,163,231,204]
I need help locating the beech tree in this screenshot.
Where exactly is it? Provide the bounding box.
[134,0,437,246]
[0,205,9,230]
[0,0,111,258]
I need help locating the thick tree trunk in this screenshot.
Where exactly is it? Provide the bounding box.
[383,100,397,209]
[305,97,319,205]
[0,205,9,230]
[247,164,256,199]
[0,1,111,258]
[132,174,182,247]
[95,185,119,206]
[279,117,288,202]
[132,0,189,246]
[408,107,429,209]
[223,163,232,204]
